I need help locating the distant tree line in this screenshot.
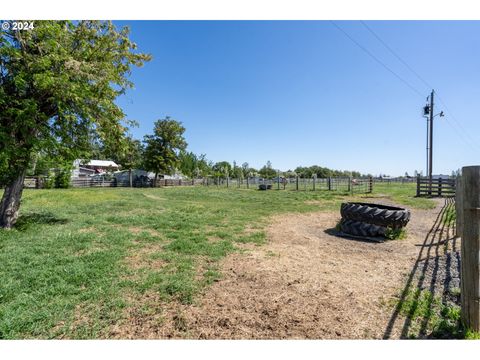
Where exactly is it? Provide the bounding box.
[25,116,371,184]
[292,166,365,179]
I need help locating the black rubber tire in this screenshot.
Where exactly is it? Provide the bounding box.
[340,219,387,237]
[340,202,410,229]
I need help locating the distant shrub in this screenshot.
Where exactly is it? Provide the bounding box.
[54,169,71,189]
[43,172,55,189]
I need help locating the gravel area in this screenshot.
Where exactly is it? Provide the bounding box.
[413,197,461,307]
[418,249,461,306]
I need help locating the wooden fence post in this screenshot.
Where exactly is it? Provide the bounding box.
[313,175,316,191]
[460,166,480,332]
[246,177,249,189]
[456,176,463,239]
[328,177,332,191]
[416,175,420,197]
[296,176,299,191]
[368,176,373,193]
[347,177,351,193]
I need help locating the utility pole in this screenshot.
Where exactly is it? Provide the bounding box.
[428,89,434,195]
[422,89,444,196]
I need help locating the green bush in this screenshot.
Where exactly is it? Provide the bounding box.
[43,172,55,189]
[54,169,71,189]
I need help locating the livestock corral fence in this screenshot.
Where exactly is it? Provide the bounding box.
[70,178,206,188]
[416,176,456,197]
[23,175,374,193]
[200,176,373,194]
[23,176,205,189]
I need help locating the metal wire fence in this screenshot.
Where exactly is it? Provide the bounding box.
[23,175,373,193]
[201,176,373,194]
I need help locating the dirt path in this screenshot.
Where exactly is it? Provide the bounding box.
[113,198,443,339]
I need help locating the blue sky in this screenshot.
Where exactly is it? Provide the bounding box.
[114,21,480,176]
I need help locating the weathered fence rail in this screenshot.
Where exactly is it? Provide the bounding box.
[416,176,456,197]
[23,175,374,193]
[22,176,205,189]
[456,166,480,332]
[71,178,117,188]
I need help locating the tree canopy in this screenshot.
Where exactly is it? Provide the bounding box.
[143,117,187,181]
[178,151,211,178]
[259,160,277,179]
[0,20,151,227]
[0,21,150,182]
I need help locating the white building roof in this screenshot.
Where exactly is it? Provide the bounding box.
[74,159,119,168]
[87,160,119,167]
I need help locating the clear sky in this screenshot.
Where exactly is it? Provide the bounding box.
[114,21,480,176]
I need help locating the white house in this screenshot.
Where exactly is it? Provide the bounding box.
[72,159,120,178]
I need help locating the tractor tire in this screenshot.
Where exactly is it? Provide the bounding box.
[340,219,387,237]
[340,202,410,229]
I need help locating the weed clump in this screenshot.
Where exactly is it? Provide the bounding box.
[385,227,407,240]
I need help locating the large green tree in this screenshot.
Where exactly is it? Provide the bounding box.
[178,151,211,178]
[259,160,276,179]
[212,161,232,179]
[143,117,187,185]
[113,135,144,187]
[0,21,151,228]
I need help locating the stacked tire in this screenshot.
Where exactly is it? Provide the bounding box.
[339,202,410,238]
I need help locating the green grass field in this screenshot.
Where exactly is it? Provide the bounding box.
[0,183,432,339]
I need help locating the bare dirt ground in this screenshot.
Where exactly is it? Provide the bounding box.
[112,197,445,339]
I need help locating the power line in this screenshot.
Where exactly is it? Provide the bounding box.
[360,20,434,92]
[358,21,480,153]
[334,20,480,154]
[434,93,480,151]
[437,101,480,153]
[330,21,425,98]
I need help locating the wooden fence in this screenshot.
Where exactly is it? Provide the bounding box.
[23,176,205,189]
[456,166,480,332]
[416,176,456,197]
[23,175,373,194]
[154,178,204,187]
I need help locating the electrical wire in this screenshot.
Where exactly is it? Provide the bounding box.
[435,93,480,151]
[357,21,480,153]
[330,21,425,98]
[360,20,434,92]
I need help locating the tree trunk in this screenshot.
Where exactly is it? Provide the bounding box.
[0,169,27,229]
[129,169,133,188]
[154,173,158,188]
